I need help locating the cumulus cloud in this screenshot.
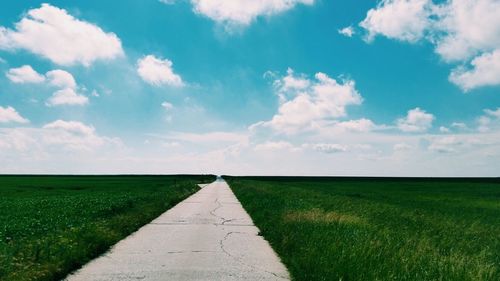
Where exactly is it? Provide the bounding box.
[334,119,376,132]
[279,68,310,93]
[6,65,88,106]
[46,88,88,106]
[6,65,45,83]
[46,69,77,89]
[43,68,85,106]
[0,4,123,66]
[475,108,500,132]
[137,55,184,87]
[43,120,94,135]
[0,106,29,123]
[338,26,355,37]
[253,69,363,134]
[397,107,434,132]
[360,0,432,42]
[6,66,77,89]
[189,0,314,28]
[449,50,500,91]
[42,120,121,151]
[434,0,500,62]
[359,0,500,91]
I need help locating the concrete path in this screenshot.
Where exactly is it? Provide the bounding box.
[64,178,290,281]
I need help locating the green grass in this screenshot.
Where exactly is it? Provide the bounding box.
[225,176,500,281]
[0,175,215,281]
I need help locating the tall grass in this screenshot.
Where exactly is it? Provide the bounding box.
[0,175,214,281]
[226,177,500,281]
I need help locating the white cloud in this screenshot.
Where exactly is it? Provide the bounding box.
[360,0,432,42]
[46,69,76,89]
[359,0,500,91]
[279,68,310,93]
[6,65,79,90]
[0,106,29,123]
[1,122,499,175]
[0,128,37,152]
[41,120,120,151]
[394,143,412,151]
[160,131,248,144]
[46,88,88,106]
[397,107,434,132]
[162,101,174,110]
[7,65,85,106]
[39,120,117,152]
[295,118,379,139]
[451,122,467,130]
[190,0,314,28]
[477,116,491,132]
[449,50,500,91]
[254,141,296,151]
[476,108,500,132]
[484,108,500,118]
[253,69,363,134]
[162,141,181,148]
[426,134,491,154]
[43,120,94,135]
[162,102,174,122]
[6,65,45,83]
[439,126,450,133]
[335,118,376,132]
[137,55,184,87]
[338,26,355,37]
[159,0,176,4]
[433,0,500,62]
[0,120,121,162]
[309,143,347,153]
[0,4,123,66]
[428,136,460,153]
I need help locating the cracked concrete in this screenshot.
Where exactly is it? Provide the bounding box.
[64,178,290,281]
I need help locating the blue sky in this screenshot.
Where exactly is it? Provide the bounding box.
[0,0,499,175]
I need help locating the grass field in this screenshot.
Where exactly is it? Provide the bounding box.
[0,175,215,281]
[225,176,500,281]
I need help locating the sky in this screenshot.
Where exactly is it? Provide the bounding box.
[0,0,499,176]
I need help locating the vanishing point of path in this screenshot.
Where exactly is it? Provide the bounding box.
[65,178,290,281]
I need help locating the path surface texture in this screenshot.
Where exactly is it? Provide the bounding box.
[65,179,290,281]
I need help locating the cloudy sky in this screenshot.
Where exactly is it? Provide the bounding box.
[1,0,499,176]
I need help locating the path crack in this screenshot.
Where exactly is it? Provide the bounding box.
[166,250,216,254]
[221,218,236,225]
[209,198,235,225]
[219,231,289,280]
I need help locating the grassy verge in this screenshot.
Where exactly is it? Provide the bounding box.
[225,176,500,281]
[0,175,215,281]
